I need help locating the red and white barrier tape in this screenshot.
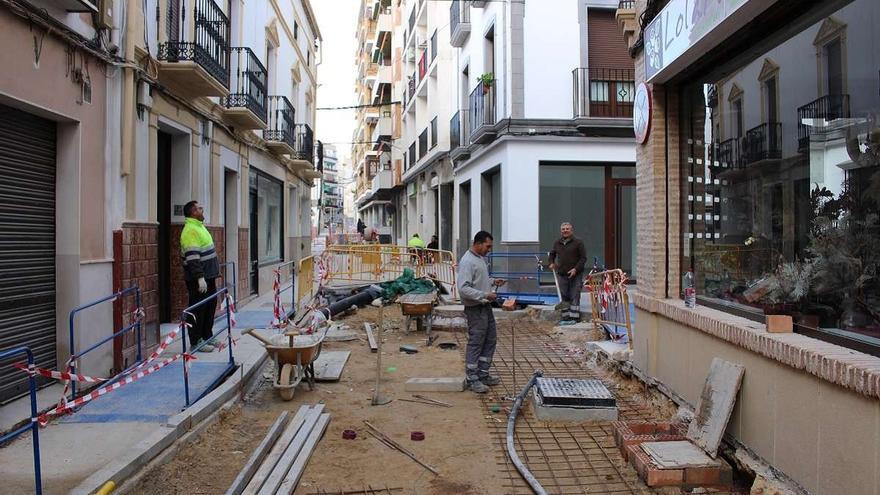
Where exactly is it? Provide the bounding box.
[14,363,107,383]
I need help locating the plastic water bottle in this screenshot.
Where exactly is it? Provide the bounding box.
[683,269,696,308]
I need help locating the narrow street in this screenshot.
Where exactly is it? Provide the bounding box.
[126,305,746,495]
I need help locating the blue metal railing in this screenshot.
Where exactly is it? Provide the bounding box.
[219,261,238,306]
[180,287,236,407]
[0,347,42,495]
[69,286,142,399]
[487,252,559,305]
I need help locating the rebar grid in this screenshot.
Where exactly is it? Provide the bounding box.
[457,318,736,494]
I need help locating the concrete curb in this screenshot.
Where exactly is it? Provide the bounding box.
[69,349,269,495]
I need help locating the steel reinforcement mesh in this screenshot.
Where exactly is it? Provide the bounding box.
[455,318,739,495]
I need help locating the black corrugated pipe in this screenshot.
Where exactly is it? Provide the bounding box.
[313,285,384,323]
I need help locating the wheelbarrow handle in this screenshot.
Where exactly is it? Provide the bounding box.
[241,328,274,346]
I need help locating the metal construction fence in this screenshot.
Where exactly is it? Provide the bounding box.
[296,244,457,310]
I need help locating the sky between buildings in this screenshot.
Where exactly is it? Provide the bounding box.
[313,0,359,170]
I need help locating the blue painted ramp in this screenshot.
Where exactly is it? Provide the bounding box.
[59,361,233,423]
[214,310,275,331]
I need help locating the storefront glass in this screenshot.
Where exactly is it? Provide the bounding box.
[680,0,880,343]
[253,171,283,264]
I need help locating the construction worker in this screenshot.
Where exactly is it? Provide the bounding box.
[407,233,425,248]
[548,222,587,322]
[457,231,506,393]
[407,233,426,263]
[180,200,221,352]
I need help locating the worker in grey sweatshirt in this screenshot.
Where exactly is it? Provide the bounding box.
[457,230,506,393]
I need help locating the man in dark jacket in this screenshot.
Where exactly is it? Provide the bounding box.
[548,222,587,322]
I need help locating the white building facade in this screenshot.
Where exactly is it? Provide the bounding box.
[449,0,637,293]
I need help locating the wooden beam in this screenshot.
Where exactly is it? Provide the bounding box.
[257,405,325,495]
[364,322,378,353]
[225,411,290,495]
[276,413,331,494]
[241,406,311,495]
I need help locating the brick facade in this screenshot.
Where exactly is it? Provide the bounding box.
[114,222,160,371]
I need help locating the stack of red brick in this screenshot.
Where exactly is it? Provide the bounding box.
[612,421,733,489]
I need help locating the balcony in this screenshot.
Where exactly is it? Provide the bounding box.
[450,0,471,47]
[371,117,391,150]
[418,129,428,160]
[449,109,472,163]
[223,47,267,129]
[158,0,230,97]
[742,122,782,165]
[469,84,496,144]
[797,94,850,151]
[264,96,295,155]
[291,124,314,164]
[573,67,635,120]
[408,142,416,171]
[716,138,741,171]
[371,169,394,194]
[618,0,635,8]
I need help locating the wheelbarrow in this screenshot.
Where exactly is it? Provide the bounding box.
[242,328,324,400]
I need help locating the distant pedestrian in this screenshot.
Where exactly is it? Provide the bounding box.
[426,235,438,250]
[548,222,587,322]
[357,218,366,236]
[180,201,221,352]
[407,233,425,248]
[457,231,506,394]
[426,235,439,263]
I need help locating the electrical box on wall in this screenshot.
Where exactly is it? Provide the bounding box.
[95,0,114,30]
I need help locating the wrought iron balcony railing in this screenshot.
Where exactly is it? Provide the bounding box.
[797,94,850,150]
[573,67,635,118]
[292,124,314,163]
[469,83,496,136]
[618,0,635,9]
[158,0,230,89]
[264,96,295,148]
[716,138,741,170]
[450,109,471,150]
[742,122,782,165]
[450,0,471,47]
[225,47,267,123]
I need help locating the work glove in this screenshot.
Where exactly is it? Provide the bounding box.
[198,277,207,294]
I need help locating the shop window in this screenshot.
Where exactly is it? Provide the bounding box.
[681,0,880,348]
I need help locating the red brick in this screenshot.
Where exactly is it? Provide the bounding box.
[626,444,684,486]
[684,462,733,487]
[613,422,688,461]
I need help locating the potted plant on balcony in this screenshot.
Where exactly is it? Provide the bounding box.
[477,72,495,92]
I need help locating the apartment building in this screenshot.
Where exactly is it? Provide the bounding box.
[449,0,636,292]
[352,0,396,243]
[0,0,322,401]
[390,0,455,249]
[623,0,880,492]
[318,144,345,234]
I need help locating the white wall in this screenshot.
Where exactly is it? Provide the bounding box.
[522,0,581,119]
[454,137,636,244]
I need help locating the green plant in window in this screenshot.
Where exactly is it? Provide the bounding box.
[477,72,495,90]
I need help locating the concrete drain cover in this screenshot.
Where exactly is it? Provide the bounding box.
[536,378,616,408]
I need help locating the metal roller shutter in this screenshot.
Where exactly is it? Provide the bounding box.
[0,103,56,403]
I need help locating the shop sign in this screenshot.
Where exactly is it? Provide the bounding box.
[634,83,651,144]
[645,0,749,81]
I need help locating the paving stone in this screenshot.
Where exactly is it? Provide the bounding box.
[404,377,466,392]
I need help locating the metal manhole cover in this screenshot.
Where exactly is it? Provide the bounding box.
[536,377,616,408]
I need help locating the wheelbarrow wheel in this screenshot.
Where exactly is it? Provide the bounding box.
[279,363,296,401]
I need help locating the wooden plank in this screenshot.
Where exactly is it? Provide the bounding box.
[225,411,291,495]
[314,351,351,382]
[256,404,325,495]
[686,358,745,458]
[276,413,332,494]
[364,323,378,353]
[241,406,311,495]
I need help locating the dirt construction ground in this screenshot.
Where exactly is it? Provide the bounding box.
[130,306,749,495]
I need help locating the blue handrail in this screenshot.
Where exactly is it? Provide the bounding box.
[68,286,142,399]
[0,347,43,495]
[179,286,236,407]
